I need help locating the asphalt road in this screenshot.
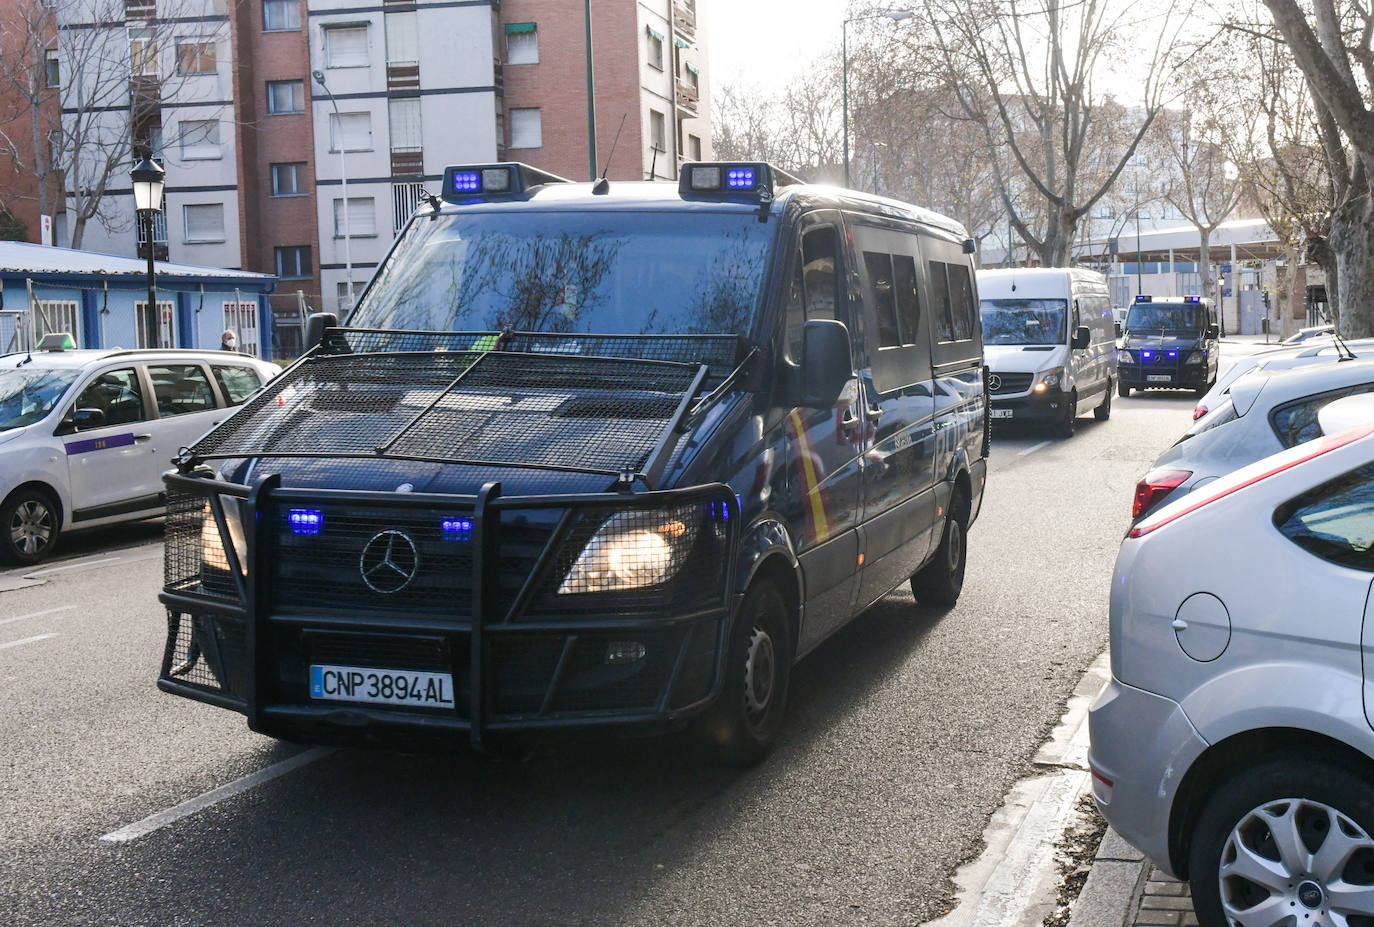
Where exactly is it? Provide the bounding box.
[0,361,1253,926]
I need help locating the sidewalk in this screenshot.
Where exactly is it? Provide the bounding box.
[1064,829,1197,927]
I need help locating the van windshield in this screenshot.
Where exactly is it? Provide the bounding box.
[1126,304,1205,333]
[979,298,1067,345]
[347,210,777,337]
[0,367,79,434]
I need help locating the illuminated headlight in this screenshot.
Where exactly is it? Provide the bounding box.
[201,500,246,577]
[558,506,699,593]
[1185,350,1206,365]
[1119,350,1135,363]
[1033,368,1063,393]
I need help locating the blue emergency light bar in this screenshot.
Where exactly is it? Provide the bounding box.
[441,163,573,203]
[1185,295,1202,303]
[678,161,803,200]
[1135,295,1152,302]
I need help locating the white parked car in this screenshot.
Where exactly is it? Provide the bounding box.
[1090,415,1374,927]
[0,338,279,564]
[1192,337,1374,421]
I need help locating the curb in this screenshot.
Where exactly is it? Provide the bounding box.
[1064,828,1149,927]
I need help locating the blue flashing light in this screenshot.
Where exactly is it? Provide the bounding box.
[452,171,481,193]
[1185,295,1201,303]
[442,517,473,541]
[1142,351,1153,359]
[1168,351,1177,357]
[289,508,323,535]
[1135,295,1152,302]
[726,168,756,189]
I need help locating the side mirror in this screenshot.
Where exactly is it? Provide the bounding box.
[72,408,105,431]
[305,312,339,351]
[798,319,853,409]
[1205,324,1220,340]
[1114,322,1123,338]
[1072,326,1091,350]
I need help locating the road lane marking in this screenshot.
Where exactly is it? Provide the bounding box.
[0,633,58,652]
[1016,440,1052,457]
[99,747,335,844]
[25,557,122,577]
[0,606,75,627]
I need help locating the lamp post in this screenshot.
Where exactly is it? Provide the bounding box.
[843,9,913,188]
[131,155,165,336]
[312,69,353,312]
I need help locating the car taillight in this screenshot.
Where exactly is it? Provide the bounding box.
[1133,469,1191,520]
[1129,422,1374,539]
[1192,404,1207,421]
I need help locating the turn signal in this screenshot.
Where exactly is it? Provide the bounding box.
[1132,469,1192,520]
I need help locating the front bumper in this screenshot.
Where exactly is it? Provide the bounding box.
[158,471,740,751]
[1119,361,1208,389]
[988,387,1068,424]
[1087,677,1209,877]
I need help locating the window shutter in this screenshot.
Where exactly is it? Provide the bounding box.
[326,26,369,67]
[384,13,418,64]
[334,197,376,237]
[331,112,371,151]
[388,98,422,150]
[184,204,224,241]
[510,108,541,149]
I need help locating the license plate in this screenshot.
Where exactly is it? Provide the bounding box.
[991,409,1014,419]
[309,664,455,708]
[1147,375,1172,383]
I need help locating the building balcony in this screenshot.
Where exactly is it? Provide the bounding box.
[390,147,424,177]
[672,0,696,40]
[386,62,420,94]
[675,79,699,116]
[124,0,155,20]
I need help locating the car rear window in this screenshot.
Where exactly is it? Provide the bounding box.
[1274,462,1374,570]
[148,364,216,417]
[213,365,262,405]
[1270,385,1374,449]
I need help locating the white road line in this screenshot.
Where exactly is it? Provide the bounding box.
[0,633,59,652]
[0,606,75,627]
[25,557,122,578]
[99,747,334,844]
[1016,440,1052,457]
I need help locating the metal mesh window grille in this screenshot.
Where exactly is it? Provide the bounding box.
[33,300,79,346]
[392,181,426,232]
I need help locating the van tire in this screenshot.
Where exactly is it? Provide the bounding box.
[911,489,968,608]
[1055,391,1078,438]
[0,486,61,566]
[1094,382,1112,421]
[696,581,792,767]
[1118,382,1131,398]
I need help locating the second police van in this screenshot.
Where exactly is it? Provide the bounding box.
[978,267,1117,437]
[153,162,989,765]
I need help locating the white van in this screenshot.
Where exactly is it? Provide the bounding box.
[977,268,1117,437]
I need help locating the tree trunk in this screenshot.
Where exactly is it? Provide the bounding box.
[1198,227,1212,302]
[1308,235,1339,328]
[69,211,86,251]
[1329,193,1374,337]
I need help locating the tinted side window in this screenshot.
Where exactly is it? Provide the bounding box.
[72,367,146,427]
[148,364,216,417]
[947,262,975,341]
[1271,385,1374,449]
[214,365,263,406]
[929,261,953,342]
[893,255,921,345]
[1275,463,1374,571]
[863,251,901,348]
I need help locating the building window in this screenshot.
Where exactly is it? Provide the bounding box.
[34,300,80,346]
[263,0,299,31]
[44,49,59,88]
[685,62,700,90]
[385,12,418,65]
[329,111,372,152]
[266,79,304,114]
[275,245,311,279]
[176,40,216,74]
[325,25,369,68]
[650,109,666,152]
[222,303,260,357]
[337,281,357,313]
[688,133,701,161]
[134,302,177,349]
[183,204,225,242]
[505,22,537,64]
[646,26,664,70]
[510,108,541,149]
[333,196,377,238]
[178,120,220,160]
[388,98,422,151]
[270,162,307,196]
[129,28,157,76]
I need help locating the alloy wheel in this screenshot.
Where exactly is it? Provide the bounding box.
[10,499,54,557]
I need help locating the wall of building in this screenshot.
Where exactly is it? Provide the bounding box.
[0,0,63,243]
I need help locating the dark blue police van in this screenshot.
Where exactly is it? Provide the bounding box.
[1117,295,1220,398]
[157,162,988,764]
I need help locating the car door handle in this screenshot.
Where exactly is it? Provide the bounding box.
[840,408,860,428]
[865,406,884,421]
[134,433,152,442]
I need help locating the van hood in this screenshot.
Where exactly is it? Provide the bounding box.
[985,343,1065,374]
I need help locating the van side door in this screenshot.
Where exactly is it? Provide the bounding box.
[779,212,868,652]
[924,238,986,516]
[847,221,938,610]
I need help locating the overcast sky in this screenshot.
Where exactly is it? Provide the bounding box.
[704,0,851,93]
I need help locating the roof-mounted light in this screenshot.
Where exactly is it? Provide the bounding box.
[678,161,802,201]
[441,162,572,203]
[39,333,75,351]
[1134,295,1152,302]
[1185,295,1201,303]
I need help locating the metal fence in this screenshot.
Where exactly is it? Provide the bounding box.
[0,310,30,353]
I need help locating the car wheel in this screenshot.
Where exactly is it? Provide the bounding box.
[1095,381,1113,421]
[1188,758,1374,927]
[1118,382,1132,398]
[696,581,792,767]
[912,489,968,608]
[1055,391,1078,438]
[1,487,60,566]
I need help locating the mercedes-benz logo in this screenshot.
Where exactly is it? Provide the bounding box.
[988,374,1003,391]
[359,530,419,594]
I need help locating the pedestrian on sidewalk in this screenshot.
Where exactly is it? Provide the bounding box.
[220,329,238,352]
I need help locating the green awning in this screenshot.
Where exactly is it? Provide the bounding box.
[685,62,699,75]
[647,27,664,41]
[673,35,690,48]
[505,22,535,33]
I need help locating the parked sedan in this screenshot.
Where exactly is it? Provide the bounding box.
[1192,337,1374,421]
[1090,417,1374,927]
[1133,356,1374,522]
[1,340,279,564]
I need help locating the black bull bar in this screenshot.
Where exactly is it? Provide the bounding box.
[158,470,740,751]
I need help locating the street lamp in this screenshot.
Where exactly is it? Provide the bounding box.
[312,69,353,313]
[131,155,165,335]
[843,9,913,188]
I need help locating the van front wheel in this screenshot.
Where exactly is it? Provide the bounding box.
[1118,382,1132,398]
[912,489,968,608]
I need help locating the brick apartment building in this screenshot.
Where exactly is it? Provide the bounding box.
[39,0,711,354]
[0,0,64,244]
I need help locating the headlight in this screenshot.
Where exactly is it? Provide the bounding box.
[1033,368,1064,392]
[1185,350,1206,365]
[558,506,700,593]
[201,499,246,576]
[1119,350,1135,363]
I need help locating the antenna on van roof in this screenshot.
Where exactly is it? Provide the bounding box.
[1331,329,1357,361]
[593,114,628,195]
